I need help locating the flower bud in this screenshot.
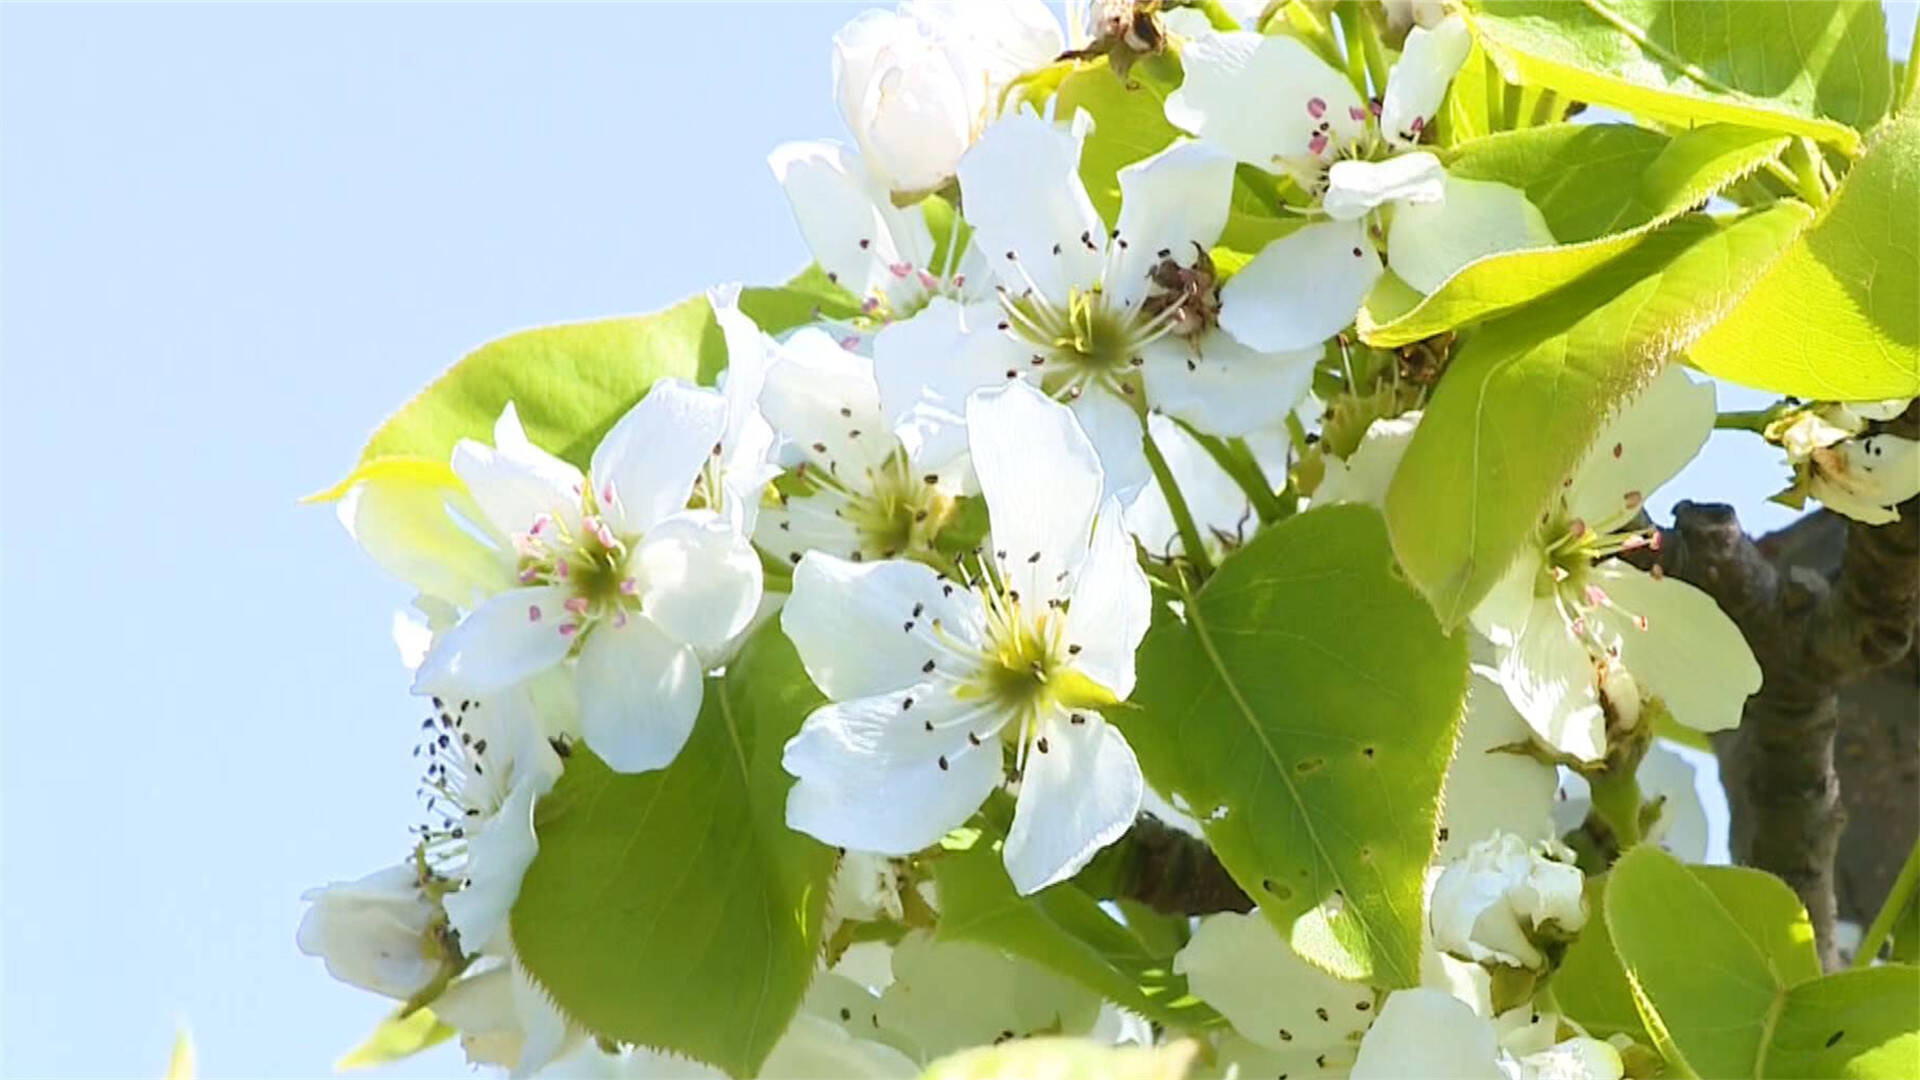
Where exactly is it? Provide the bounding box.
[1809,433,1920,526]
[1430,833,1586,971]
[296,863,445,1000]
[832,2,1062,198]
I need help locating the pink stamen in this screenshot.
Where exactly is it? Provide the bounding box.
[888,261,912,279]
[1633,614,1650,631]
[602,482,616,505]
[1584,584,1608,608]
[564,596,590,615]
[916,269,940,290]
[613,611,629,629]
[1309,132,1329,155]
[558,622,579,637]
[1307,96,1327,118]
[840,335,862,350]
[1349,105,1367,122]
[527,604,543,623]
[861,296,881,314]
[554,559,571,580]
[1410,116,1426,133]
[951,273,966,288]
[619,577,641,596]
[1566,519,1587,539]
[529,514,548,536]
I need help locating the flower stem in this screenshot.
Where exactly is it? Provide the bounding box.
[1588,767,1644,850]
[1339,4,1373,99]
[1358,11,1392,100]
[1192,0,1241,31]
[1182,422,1287,525]
[1782,138,1831,209]
[1143,429,1215,577]
[1853,837,1920,967]
[1716,402,1792,434]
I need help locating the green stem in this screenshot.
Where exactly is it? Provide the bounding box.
[1853,838,1920,967]
[1338,3,1372,99]
[1500,79,1525,130]
[1143,429,1216,577]
[1782,138,1831,209]
[1358,12,1392,101]
[1588,768,1644,850]
[1715,403,1792,433]
[1527,89,1562,126]
[1483,53,1506,134]
[1183,422,1287,525]
[1192,0,1241,31]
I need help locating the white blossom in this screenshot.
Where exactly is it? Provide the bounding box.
[1351,990,1623,1080]
[1430,832,1587,971]
[296,863,445,1001]
[1167,16,1554,351]
[413,390,762,774]
[876,110,1319,498]
[781,381,1150,894]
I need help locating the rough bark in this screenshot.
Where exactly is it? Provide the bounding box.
[1110,814,1252,916]
[1654,405,1920,969]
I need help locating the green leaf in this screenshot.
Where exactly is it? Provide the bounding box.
[1606,846,1920,1078]
[1686,110,1920,400]
[1122,504,1468,987]
[1360,122,1789,345]
[1554,878,1651,1046]
[1763,966,1920,1079]
[1053,59,1183,228]
[342,268,857,478]
[335,1007,455,1072]
[1463,0,1893,152]
[1384,204,1811,624]
[919,1037,1198,1080]
[510,623,837,1078]
[931,820,1222,1030]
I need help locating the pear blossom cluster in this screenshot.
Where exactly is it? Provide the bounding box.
[291,2,1859,1078]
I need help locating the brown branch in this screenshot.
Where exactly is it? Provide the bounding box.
[1651,404,1920,969]
[1109,814,1252,916]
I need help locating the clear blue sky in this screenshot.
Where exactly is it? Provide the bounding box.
[0,4,1911,1078]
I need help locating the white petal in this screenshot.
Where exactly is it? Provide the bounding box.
[876,930,1102,1059]
[634,510,763,649]
[1589,562,1760,735]
[1813,434,1920,523]
[758,1013,919,1080]
[710,284,779,529]
[1173,911,1374,1052]
[1640,741,1712,863]
[1104,139,1236,312]
[445,771,549,954]
[783,552,987,700]
[1380,16,1472,146]
[296,864,439,1000]
[957,109,1106,309]
[769,140,936,311]
[1164,31,1365,181]
[452,405,585,540]
[784,689,1006,855]
[1070,385,1151,502]
[1141,331,1318,438]
[873,298,1030,473]
[337,473,511,607]
[1002,710,1143,894]
[1124,413,1256,559]
[574,615,703,774]
[1388,175,1556,294]
[1324,152,1446,221]
[1063,501,1152,700]
[1567,364,1716,529]
[1467,544,1542,649]
[761,328,897,480]
[413,586,577,696]
[1351,989,1504,1080]
[1441,671,1559,861]
[969,380,1106,604]
[1497,597,1606,762]
[591,379,727,536]
[1314,412,1422,510]
[508,957,571,1078]
[754,489,868,568]
[1220,219,1382,353]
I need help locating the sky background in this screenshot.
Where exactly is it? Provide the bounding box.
[0,4,1912,1077]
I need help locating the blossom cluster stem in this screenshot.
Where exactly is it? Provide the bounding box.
[1144,428,1216,576]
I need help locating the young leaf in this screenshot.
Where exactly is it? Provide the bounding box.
[1052,60,1183,228]
[931,819,1223,1031]
[1606,846,1920,1078]
[1121,504,1468,988]
[1686,110,1920,400]
[1361,123,1789,344]
[1463,0,1893,152]
[1384,204,1811,625]
[509,623,836,1078]
[343,268,857,476]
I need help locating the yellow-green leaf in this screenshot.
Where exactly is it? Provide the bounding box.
[335,1007,455,1072]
